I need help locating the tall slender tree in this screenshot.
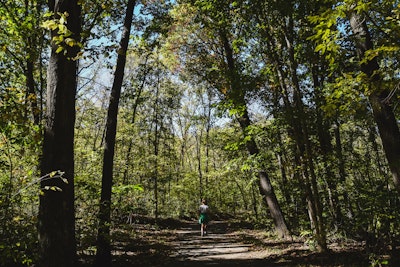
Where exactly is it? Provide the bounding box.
[94,0,136,266]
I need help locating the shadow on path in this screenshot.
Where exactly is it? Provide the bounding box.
[172,221,254,261]
[157,220,368,267]
[79,218,373,267]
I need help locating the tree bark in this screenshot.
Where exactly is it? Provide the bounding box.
[94,1,135,266]
[348,8,400,194]
[38,1,81,267]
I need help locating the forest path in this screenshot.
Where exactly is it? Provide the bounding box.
[168,220,272,266]
[80,217,371,267]
[106,218,292,267]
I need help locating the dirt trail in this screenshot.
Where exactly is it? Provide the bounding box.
[103,219,289,267]
[169,221,271,266]
[162,220,371,267]
[80,218,372,266]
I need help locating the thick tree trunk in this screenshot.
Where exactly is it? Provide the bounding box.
[369,93,400,192]
[349,9,400,194]
[94,1,135,266]
[38,1,81,267]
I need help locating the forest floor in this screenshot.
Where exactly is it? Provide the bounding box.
[78,216,397,267]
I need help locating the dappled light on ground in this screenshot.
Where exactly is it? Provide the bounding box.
[79,218,384,267]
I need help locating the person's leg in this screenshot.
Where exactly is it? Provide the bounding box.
[201,223,204,236]
[204,215,208,235]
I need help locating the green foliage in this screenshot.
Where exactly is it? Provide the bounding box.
[0,207,38,266]
[1,0,400,264]
[308,8,343,68]
[321,74,368,118]
[112,184,145,216]
[0,130,40,266]
[41,11,83,59]
[75,172,101,252]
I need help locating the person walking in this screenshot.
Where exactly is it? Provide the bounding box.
[198,199,209,236]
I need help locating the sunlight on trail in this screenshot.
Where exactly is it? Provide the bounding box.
[171,222,270,262]
[102,219,370,267]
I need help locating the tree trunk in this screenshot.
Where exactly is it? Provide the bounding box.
[312,64,342,227]
[196,130,203,199]
[25,60,41,125]
[94,1,135,266]
[284,16,327,251]
[333,118,353,222]
[153,81,160,221]
[203,90,213,185]
[38,1,81,267]
[349,8,400,194]
[237,111,291,239]
[122,56,149,185]
[219,30,291,239]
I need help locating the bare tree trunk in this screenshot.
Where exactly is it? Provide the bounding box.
[202,90,213,185]
[349,8,400,194]
[38,1,81,267]
[94,1,135,266]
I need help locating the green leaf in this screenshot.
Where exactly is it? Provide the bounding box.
[43,185,62,192]
[41,20,58,30]
[65,38,76,47]
[315,44,326,53]
[55,46,64,54]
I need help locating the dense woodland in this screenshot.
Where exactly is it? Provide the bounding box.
[1,0,400,266]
